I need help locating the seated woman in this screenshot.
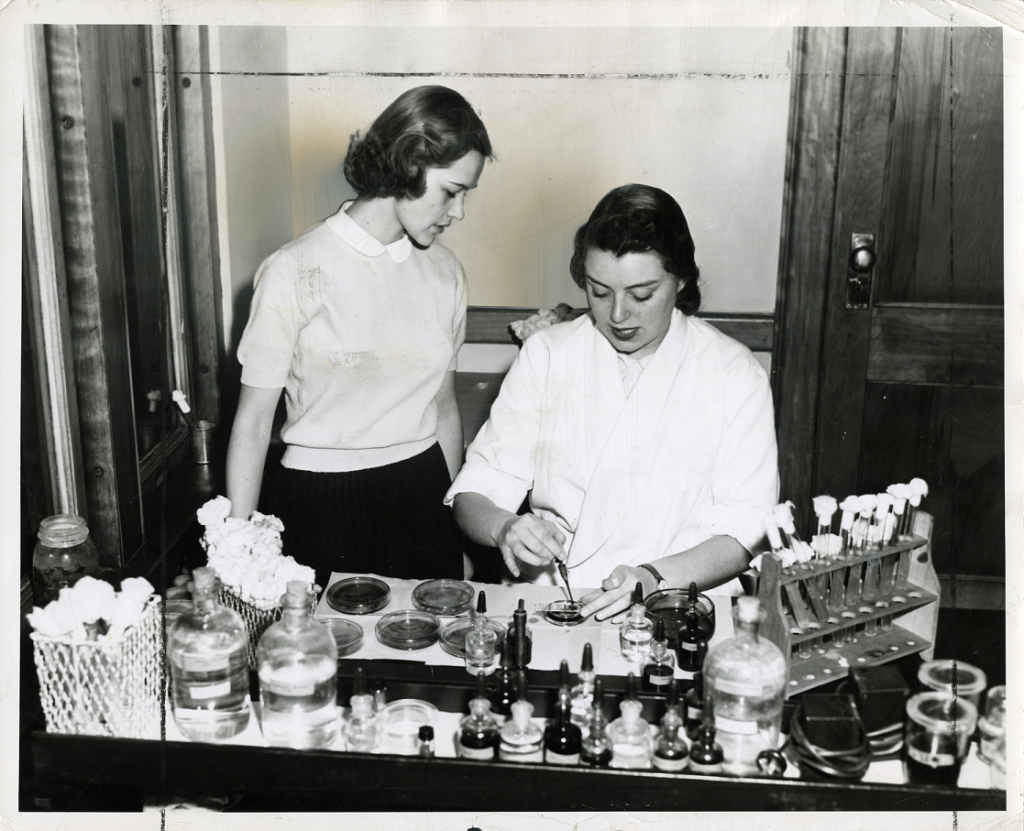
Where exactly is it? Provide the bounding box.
[446,184,778,620]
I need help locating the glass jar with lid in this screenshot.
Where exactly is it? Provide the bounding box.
[32,514,101,606]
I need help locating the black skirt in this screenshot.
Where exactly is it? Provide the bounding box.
[263,443,463,590]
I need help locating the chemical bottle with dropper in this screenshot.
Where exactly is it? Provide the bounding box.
[570,643,596,734]
[506,598,533,668]
[458,671,500,760]
[344,667,379,752]
[644,618,675,689]
[607,672,653,769]
[498,674,543,763]
[619,582,654,664]
[489,638,518,722]
[464,590,498,675]
[653,678,689,772]
[580,678,613,767]
[544,660,583,765]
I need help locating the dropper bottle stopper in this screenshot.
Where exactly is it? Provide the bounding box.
[581,642,594,673]
[558,659,571,692]
[632,582,644,605]
[476,591,487,614]
[654,618,666,643]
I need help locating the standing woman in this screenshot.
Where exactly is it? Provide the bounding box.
[226,86,492,589]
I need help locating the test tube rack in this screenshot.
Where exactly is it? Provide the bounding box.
[756,512,939,697]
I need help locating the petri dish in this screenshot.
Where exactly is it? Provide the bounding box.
[412,579,475,616]
[323,617,364,658]
[378,699,439,755]
[376,609,441,650]
[544,600,585,627]
[439,615,507,658]
[917,659,987,707]
[325,576,391,615]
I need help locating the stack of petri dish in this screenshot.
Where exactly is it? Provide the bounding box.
[375,609,442,650]
[325,576,391,615]
[412,579,475,617]
[378,699,439,755]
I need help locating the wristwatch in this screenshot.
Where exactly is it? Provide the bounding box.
[638,563,668,592]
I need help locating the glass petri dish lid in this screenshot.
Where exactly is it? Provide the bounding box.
[378,699,439,755]
[326,576,391,615]
[439,615,507,657]
[412,578,475,616]
[322,617,364,658]
[917,659,987,702]
[376,609,441,650]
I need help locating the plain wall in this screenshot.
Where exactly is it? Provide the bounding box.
[212,26,792,366]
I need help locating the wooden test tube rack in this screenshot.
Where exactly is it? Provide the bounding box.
[757,512,939,697]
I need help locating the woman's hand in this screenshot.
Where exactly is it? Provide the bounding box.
[579,564,658,622]
[496,514,566,579]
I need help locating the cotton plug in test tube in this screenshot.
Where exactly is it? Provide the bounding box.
[172,390,199,429]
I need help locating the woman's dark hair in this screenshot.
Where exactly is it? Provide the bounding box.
[344,86,493,200]
[569,184,701,315]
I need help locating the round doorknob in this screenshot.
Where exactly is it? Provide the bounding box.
[849,246,876,273]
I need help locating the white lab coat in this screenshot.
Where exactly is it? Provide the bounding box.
[446,310,779,588]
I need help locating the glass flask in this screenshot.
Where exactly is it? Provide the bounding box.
[580,678,612,767]
[607,673,652,770]
[458,672,500,760]
[32,514,101,606]
[498,676,543,763]
[703,596,786,776]
[619,583,654,664]
[570,643,596,733]
[644,619,675,689]
[465,590,498,675]
[653,679,689,772]
[344,668,379,752]
[168,567,251,741]
[256,581,339,749]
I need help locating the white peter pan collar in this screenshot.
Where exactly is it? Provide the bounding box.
[326,201,413,264]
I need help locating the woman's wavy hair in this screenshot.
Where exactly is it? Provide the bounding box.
[569,184,701,315]
[343,86,493,200]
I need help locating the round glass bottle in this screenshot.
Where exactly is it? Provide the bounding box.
[256,581,339,749]
[32,515,101,606]
[702,595,786,776]
[168,567,251,741]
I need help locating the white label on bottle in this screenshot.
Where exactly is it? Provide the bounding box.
[648,672,671,686]
[688,761,722,774]
[458,744,497,760]
[907,745,956,767]
[546,751,581,765]
[680,641,699,652]
[182,655,230,673]
[715,715,758,735]
[267,681,315,697]
[499,747,543,763]
[713,678,766,697]
[190,680,231,699]
[653,756,689,772]
[687,706,703,721]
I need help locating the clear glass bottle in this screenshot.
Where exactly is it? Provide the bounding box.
[459,672,500,760]
[653,678,689,772]
[544,661,583,765]
[644,619,675,689]
[703,595,786,776]
[370,677,388,713]
[683,671,705,741]
[506,598,533,668]
[256,581,339,749]
[344,667,379,752]
[570,643,596,733]
[168,567,251,741]
[465,590,498,675]
[607,673,652,770]
[32,515,101,606]
[580,678,613,767]
[489,640,518,722]
[498,676,543,763]
[619,583,654,664]
[676,582,709,673]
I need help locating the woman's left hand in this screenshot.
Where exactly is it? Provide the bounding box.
[579,564,658,622]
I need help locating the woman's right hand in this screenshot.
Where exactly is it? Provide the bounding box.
[496,514,567,579]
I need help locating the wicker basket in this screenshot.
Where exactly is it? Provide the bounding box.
[31,596,163,739]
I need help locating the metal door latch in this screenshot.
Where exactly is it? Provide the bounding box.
[845,233,876,310]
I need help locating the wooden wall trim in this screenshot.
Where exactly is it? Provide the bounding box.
[467,306,773,351]
[770,27,848,522]
[868,305,1003,386]
[46,25,144,566]
[22,26,86,517]
[173,26,224,425]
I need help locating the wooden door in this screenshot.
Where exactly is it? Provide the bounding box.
[774,28,1004,603]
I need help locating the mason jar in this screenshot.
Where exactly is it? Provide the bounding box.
[32,514,100,606]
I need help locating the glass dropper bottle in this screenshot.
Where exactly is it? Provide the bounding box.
[465,590,498,676]
[544,660,583,765]
[653,678,689,772]
[570,643,596,734]
[644,619,675,689]
[607,672,652,770]
[344,667,378,752]
[489,638,518,722]
[498,674,543,763]
[580,678,612,767]
[458,671,500,760]
[619,582,654,664]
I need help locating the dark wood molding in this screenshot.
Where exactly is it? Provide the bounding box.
[937,574,1005,611]
[173,26,225,426]
[868,305,1003,386]
[771,27,848,525]
[46,25,144,567]
[467,306,773,352]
